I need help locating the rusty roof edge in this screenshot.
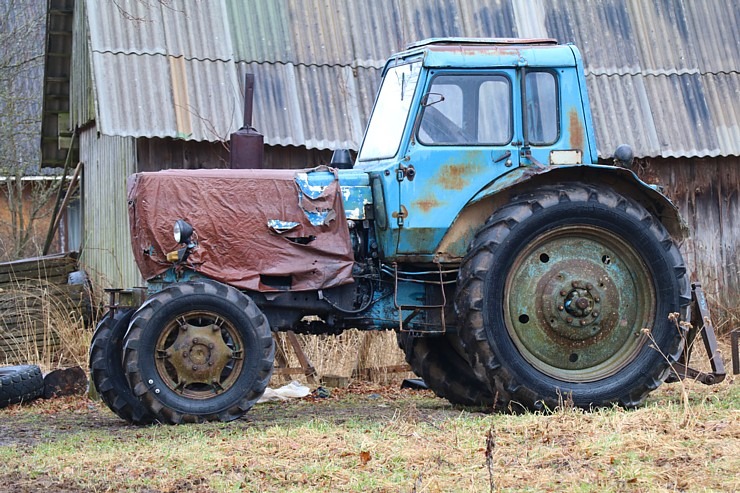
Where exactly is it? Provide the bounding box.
[406,37,558,49]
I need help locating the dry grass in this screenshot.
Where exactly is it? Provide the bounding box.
[0,378,737,492]
[273,330,409,386]
[0,282,91,371]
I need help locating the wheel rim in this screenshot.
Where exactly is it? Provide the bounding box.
[503,225,656,382]
[154,310,244,399]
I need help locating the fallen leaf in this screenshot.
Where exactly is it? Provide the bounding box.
[359,451,371,466]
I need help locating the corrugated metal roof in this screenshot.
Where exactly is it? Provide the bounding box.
[236,62,380,149]
[91,52,242,141]
[86,0,233,60]
[73,0,740,157]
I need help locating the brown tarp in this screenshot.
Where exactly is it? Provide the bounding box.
[127,168,355,292]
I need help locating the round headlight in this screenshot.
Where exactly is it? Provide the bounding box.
[174,219,194,244]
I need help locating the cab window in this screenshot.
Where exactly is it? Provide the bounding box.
[525,71,559,145]
[418,74,511,146]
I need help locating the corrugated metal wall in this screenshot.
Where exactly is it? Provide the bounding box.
[79,129,142,288]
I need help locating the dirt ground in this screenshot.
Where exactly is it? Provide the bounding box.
[0,382,458,492]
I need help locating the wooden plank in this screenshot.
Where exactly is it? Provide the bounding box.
[352,364,412,381]
[272,367,312,376]
[0,266,76,284]
[285,331,318,384]
[0,252,78,269]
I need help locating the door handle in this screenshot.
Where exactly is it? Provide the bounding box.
[492,150,512,163]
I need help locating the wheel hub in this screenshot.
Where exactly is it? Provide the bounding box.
[163,323,234,387]
[545,279,610,341]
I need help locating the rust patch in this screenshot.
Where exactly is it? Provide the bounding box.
[568,108,584,151]
[413,197,443,213]
[436,163,480,190]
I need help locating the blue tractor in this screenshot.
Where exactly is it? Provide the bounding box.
[90,38,706,424]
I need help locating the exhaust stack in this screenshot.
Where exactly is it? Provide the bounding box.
[230,73,264,169]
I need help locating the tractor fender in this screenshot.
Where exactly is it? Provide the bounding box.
[435,164,688,261]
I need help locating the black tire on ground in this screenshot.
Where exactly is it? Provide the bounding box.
[89,308,156,424]
[456,183,691,411]
[397,332,497,407]
[123,281,275,424]
[0,365,44,408]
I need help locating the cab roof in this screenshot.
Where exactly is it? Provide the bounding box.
[393,37,579,69]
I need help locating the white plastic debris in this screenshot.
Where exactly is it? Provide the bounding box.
[257,380,311,403]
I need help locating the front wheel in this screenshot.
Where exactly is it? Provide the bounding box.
[456,183,690,410]
[89,308,155,424]
[123,281,274,424]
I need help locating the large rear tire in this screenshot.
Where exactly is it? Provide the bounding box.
[397,332,496,407]
[456,183,690,410]
[89,309,156,424]
[123,281,274,424]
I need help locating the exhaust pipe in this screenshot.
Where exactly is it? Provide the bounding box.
[230,73,264,169]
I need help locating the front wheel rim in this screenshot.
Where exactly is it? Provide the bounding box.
[503,225,656,382]
[154,310,245,399]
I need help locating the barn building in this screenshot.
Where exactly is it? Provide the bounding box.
[42,0,739,319]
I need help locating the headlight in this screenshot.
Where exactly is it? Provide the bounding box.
[173,219,194,244]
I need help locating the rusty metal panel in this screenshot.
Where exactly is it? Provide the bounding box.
[79,129,142,289]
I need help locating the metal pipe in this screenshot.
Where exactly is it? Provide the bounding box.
[243,73,254,128]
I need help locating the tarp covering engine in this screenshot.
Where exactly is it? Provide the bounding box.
[127,167,355,292]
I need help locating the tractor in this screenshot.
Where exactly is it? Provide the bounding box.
[89,38,724,425]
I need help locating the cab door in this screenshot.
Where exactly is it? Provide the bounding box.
[395,69,520,256]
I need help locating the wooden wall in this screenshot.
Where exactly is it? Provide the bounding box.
[0,252,90,365]
[136,138,332,172]
[638,156,739,325]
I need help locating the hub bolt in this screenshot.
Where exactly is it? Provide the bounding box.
[566,317,573,323]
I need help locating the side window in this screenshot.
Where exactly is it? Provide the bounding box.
[525,71,558,145]
[418,74,511,145]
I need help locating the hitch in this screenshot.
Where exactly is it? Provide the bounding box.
[668,283,726,385]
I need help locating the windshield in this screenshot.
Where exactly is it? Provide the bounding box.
[358,61,421,161]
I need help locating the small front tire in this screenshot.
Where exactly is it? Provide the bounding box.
[123,281,274,424]
[89,308,156,424]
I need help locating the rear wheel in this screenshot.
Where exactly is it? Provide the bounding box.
[123,281,274,424]
[456,183,690,410]
[89,308,155,424]
[397,332,496,407]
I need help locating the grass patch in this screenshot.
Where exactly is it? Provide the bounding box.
[0,379,738,492]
